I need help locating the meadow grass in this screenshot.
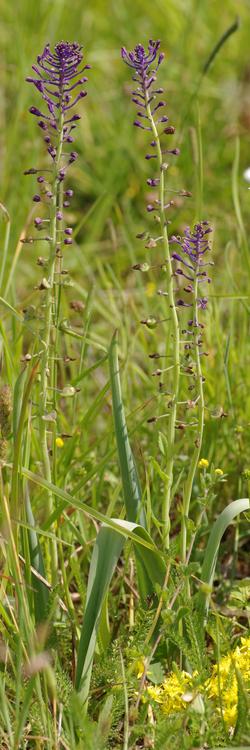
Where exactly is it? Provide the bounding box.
[0,1,250,748]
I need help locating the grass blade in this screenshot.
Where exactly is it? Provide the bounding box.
[0,203,11,295]
[75,525,124,700]
[109,330,145,527]
[109,331,162,599]
[25,493,50,623]
[75,520,165,702]
[20,466,159,552]
[198,498,249,617]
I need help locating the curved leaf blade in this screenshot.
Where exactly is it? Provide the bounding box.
[109,331,146,527]
[20,466,156,551]
[75,520,165,701]
[198,498,249,618]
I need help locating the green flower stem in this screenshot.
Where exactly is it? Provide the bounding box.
[39,110,64,583]
[181,276,204,565]
[51,173,64,489]
[145,98,180,549]
[11,364,38,545]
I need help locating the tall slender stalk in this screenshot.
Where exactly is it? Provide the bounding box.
[39,113,64,581]
[181,276,204,565]
[121,41,181,549]
[145,98,180,549]
[171,223,213,566]
[26,42,89,581]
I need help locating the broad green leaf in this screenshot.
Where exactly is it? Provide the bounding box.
[198,498,249,618]
[75,525,123,701]
[25,494,49,623]
[109,332,160,602]
[109,331,145,527]
[75,520,165,703]
[97,595,110,652]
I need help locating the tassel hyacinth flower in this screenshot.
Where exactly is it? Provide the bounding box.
[25,41,89,581]
[171,221,213,565]
[121,40,181,549]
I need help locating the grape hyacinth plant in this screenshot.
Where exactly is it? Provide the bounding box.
[171,221,213,564]
[24,42,90,579]
[121,40,183,549]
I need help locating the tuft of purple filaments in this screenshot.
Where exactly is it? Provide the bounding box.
[171,222,213,316]
[121,39,183,245]
[121,40,162,71]
[25,41,90,244]
[121,40,177,156]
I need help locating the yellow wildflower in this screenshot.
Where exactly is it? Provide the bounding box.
[147,684,163,703]
[135,659,145,678]
[161,671,194,715]
[55,437,64,448]
[133,658,148,679]
[215,468,223,476]
[198,458,209,469]
[205,637,250,728]
[147,671,193,715]
[145,639,250,728]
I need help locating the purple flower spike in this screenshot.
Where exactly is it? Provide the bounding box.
[27,42,89,163]
[171,222,212,315]
[121,40,164,120]
[28,42,85,113]
[25,40,90,487]
[121,38,179,185]
[121,40,161,73]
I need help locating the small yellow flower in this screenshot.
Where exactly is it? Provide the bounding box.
[147,671,193,716]
[147,685,163,703]
[56,437,64,448]
[133,658,147,678]
[198,458,209,469]
[145,281,156,298]
[205,637,250,728]
[215,468,223,476]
